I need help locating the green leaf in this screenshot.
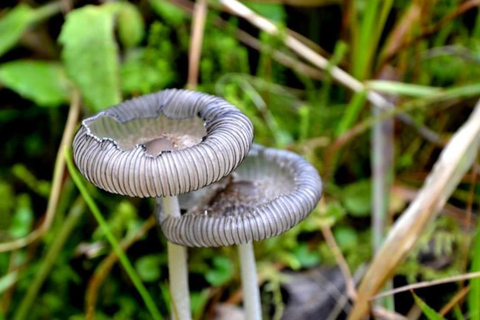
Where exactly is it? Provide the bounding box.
[121,49,175,95]
[0,4,34,58]
[0,61,70,107]
[9,194,33,239]
[292,243,321,268]
[0,271,18,294]
[334,226,359,249]
[135,255,163,282]
[342,180,372,217]
[205,257,233,286]
[148,0,186,27]
[59,4,121,112]
[244,2,286,23]
[117,3,145,49]
[412,291,447,320]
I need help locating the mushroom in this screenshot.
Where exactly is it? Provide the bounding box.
[72,89,254,320]
[156,144,323,320]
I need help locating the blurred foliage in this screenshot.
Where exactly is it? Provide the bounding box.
[1,0,480,319]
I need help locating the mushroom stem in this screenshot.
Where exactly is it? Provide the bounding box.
[237,242,262,320]
[163,196,192,320]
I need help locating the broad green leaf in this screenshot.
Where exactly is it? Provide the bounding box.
[0,61,70,107]
[0,4,34,57]
[117,3,145,49]
[121,48,175,95]
[342,180,372,217]
[412,292,447,320]
[59,4,121,112]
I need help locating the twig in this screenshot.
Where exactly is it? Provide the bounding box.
[85,216,157,320]
[439,286,469,316]
[371,306,408,320]
[0,90,81,252]
[228,27,324,80]
[187,0,208,89]
[371,272,480,301]
[320,224,357,300]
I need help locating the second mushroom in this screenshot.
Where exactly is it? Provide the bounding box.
[156,144,323,320]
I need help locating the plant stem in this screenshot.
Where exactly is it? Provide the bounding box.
[162,196,192,320]
[13,196,85,320]
[371,102,395,311]
[187,0,208,90]
[238,242,262,320]
[33,1,63,23]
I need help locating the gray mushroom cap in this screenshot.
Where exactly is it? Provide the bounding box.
[156,144,323,247]
[72,89,254,198]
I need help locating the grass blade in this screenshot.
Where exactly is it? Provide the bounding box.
[64,147,164,320]
[366,81,442,97]
[412,291,447,320]
[469,203,480,320]
[336,90,367,137]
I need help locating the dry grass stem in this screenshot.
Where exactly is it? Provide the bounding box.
[439,286,470,316]
[187,0,208,90]
[371,271,480,301]
[321,225,357,300]
[0,90,81,252]
[349,99,480,319]
[219,0,394,111]
[371,307,408,320]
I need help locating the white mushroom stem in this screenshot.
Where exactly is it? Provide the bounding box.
[238,242,262,320]
[163,196,192,320]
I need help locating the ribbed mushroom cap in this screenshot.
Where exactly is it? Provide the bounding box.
[72,89,254,198]
[157,144,323,247]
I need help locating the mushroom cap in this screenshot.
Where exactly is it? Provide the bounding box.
[157,144,323,247]
[72,89,254,198]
